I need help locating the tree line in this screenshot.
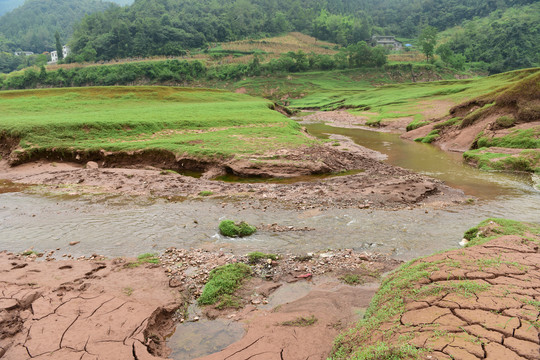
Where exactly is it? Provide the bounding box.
[0,44,388,89]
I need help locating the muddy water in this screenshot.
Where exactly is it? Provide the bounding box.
[167,319,244,359]
[1,124,539,260]
[304,123,536,199]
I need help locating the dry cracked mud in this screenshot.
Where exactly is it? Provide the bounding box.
[0,252,180,360]
[335,223,540,359]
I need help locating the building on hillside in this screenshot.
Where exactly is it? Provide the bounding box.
[14,51,34,56]
[49,45,70,63]
[370,36,403,51]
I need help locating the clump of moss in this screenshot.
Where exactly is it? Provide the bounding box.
[198,190,213,196]
[340,274,361,285]
[198,263,252,305]
[414,129,439,143]
[495,115,515,129]
[406,119,429,132]
[433,117,461,129]
[281,315,318,327]
[247,251,278,264]
[219,220,256,237]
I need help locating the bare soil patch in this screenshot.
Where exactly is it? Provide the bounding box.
[0,142,466,210]
[0,252,180,360]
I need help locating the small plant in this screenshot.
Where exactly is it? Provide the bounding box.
[495,115,515,128]
[21,250,39,256]
[340,274,361,285]
[198,190,214,196]
[247,251,278,264]
[281,315,318,327]
[124,253,160,268]
[198,263,252,305]
[160,169,179,175]
[123,287,134,296]
[219,220,257,237]
[216,294,243,310]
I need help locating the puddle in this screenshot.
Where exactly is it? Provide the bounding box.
[167,319,245,360]
[261,281,316,310]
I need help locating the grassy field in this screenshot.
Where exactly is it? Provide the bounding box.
[0,86,318,160]
[289,68,538,120]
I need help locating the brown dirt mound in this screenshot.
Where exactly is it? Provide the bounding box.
[334,231,540,359]
[0,132,467,210]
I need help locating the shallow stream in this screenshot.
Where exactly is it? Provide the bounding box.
[1,124,538,260]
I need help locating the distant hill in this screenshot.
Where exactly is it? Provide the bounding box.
[0,0,134,53]
[0,0,133,16]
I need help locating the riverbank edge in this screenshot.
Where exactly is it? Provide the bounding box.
[330,218,540,359]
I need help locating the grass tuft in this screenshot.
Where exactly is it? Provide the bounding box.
[198,263,252,306]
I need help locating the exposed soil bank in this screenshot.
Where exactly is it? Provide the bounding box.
[0,251,180,360]
[0,142,466,210]
[333,219,540,359]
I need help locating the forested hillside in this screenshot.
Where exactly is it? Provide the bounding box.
[445,3,540,74]
[68,0,372,61]
[0,0,133,17]
[68,0,539,73]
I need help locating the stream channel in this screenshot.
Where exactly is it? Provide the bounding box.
[1,123,539,261]
[1,122,539,359]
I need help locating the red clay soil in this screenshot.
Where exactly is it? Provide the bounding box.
[0,252,180,360]
[200,282,379,360]
[336,227,540,359]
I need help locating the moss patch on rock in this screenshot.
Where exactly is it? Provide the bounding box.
[219,220,257,237]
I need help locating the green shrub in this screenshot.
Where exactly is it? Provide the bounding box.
[219,220,257,237]
[198,263,252,305]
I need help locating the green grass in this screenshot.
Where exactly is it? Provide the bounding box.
[198,190,214,196]
[247,251,278,264]
[0,86,318,161]
[477,127,540,149]
[340,274,361,285]
[433,116,461,129]
[464,148,540,173]
[462,218,540,247]
[219,220,257,237]
[124,253,160,268]
[198,263,252,306]
[414,130,439,143]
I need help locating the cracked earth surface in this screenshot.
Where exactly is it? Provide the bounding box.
[336,228,540,359]
[0,252,179,360]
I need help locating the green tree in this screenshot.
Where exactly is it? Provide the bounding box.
[55,31,63,60]
[418,25,437,62]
